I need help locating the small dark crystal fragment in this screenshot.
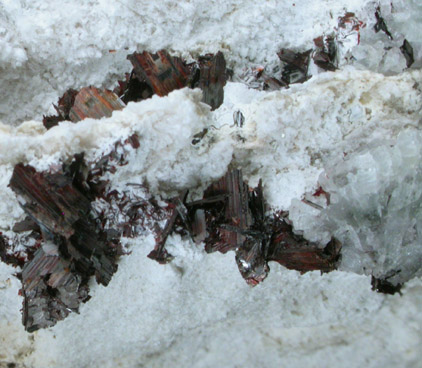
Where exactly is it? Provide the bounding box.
[233,110,245,127]
[42,115,64,130]
[371,275,402,295]
[198,52,228,110]
[313,36,338,71]
[278,49,311,84]
[400,39,414,68]
[233,179,270,285]
[55,88,79,120]
[147,191,189,264]
[114,71,154,104]
[128,50,190,96]
[374,7,393,40]
[0,234,14,266]
[42,88,78,129]
[12,217,40,233]
[192,128,208,145]
[236,237,269,286]
[262,77,286,91]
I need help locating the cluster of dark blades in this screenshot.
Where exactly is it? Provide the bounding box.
[373,7,414,68]
[152,169,342,286]
[43,50,228,129]
[246,15,348,89]
[2,49,230,332]
[0,133,177,332]
[3,34,407,334]
[4,161,119,332]
[246,10,413,90]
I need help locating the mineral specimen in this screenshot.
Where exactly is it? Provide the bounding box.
[68,87,125,122]
[5,156,124,331]
[313,35,338,71]
[197,51,228,110]
[21,244,90,332]
[318,130,422,285]
[400,39,414,68]
[128,50,190,97]
[182,170,341,285]
[374,7,393,40]
[43,87,125,128]
[278,48,311,84]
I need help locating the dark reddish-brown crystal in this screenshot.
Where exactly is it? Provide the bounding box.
[198,51,228,110]
[179,170,341,285]
[128,50,190,97]
[7,158,124,331]
[9,163,118,285]
[21,245,90,332]
[69,87,125,122]
[313,35,338,71]
[278,48,312,84]
[43,87,125,129]
[268,217,341,272]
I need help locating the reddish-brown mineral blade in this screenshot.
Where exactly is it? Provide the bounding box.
[9,163,117,286]
[148,204,177,264]
[148,191,188,264]
[128,50,190,96]
[9,164,91,238]
[204,169,253,253]
[199,51,227,110]
[55,88,79,119]
[268,224,341,272]
[43,88,78,129]
[69,87,125,122]
[21,246,89,332]
[313,36,337,71]
[278,49,311,84]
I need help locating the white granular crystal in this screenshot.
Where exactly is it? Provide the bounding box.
[0,0,421,367]
[318,130,422,284]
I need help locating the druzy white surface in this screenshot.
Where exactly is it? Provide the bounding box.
[0,0,421,367]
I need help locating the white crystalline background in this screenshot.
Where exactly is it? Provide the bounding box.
[0,0,421,367]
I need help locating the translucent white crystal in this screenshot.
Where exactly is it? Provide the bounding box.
[318,130,422,284]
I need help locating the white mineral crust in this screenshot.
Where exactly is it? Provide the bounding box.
[0,0,421,367]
